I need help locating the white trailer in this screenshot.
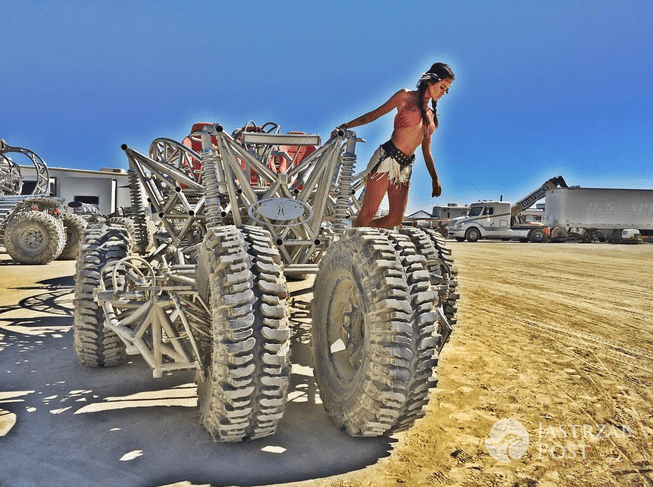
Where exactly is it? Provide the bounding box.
[545,187,653,243]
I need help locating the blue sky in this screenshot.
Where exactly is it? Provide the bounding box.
[3,0,653,214]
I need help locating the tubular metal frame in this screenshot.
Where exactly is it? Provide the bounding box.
[0,141,50,196]
[97,124,366,377]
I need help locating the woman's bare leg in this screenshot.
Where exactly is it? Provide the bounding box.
[367,181,409,228]
[354,173,410,229]
[354,174,390,227]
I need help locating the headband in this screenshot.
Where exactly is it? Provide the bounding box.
[418,72,442,83]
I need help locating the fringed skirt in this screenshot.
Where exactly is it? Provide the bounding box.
[363,140,414,187]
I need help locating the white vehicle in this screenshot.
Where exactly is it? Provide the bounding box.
[546,187,653,243]
[449,176,567,243]
[621,229,642,243]
[449,200,548,242]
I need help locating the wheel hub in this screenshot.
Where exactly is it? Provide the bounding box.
[327,278,366,382]
[20,227,47,250]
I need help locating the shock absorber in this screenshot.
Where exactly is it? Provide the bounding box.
[127,168,150,252]
[332,134,357,232]
[200,130,225,229]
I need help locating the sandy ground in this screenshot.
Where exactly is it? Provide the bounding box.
[1,241,652,487]
[285,241,653,487]
[0,252,391,487]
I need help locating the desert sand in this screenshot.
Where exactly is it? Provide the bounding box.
[2,240,652,487]
[284,240,653,487]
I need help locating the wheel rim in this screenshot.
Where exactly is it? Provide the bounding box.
[101,256,156,326]
[326,277,366,382]
[19,226,47,252]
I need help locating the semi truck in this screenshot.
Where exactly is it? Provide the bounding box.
[545,187,653,243]
[449,176,568,242]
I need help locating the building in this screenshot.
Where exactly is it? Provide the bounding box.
[404,209,447,231]
[19,165,131,215]
[405,210,433,221]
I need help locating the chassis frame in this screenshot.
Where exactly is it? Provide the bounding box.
[96,124,366,377]
[75,122,458,440]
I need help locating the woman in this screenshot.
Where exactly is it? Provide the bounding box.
[335,62,455,228]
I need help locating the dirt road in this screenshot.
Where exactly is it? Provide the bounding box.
[2,241,652,487]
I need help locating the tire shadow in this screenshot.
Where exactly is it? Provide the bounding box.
[0,273,393,487]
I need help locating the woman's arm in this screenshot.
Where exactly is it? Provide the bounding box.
[421,134,442,197]
[338,89,408,130]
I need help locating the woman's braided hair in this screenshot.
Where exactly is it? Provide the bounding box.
[416,62,455,128]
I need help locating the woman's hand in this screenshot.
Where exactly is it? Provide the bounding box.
[432,177,442,197]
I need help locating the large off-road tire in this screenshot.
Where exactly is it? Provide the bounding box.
[401,227,459,328]
[312,228,435,437]
[4,210,65,264]
[107,216,137,242]
[107,215,156,252]
[384,230,444,431]
[196,225,291,442]
[58,212,88,260]
[73,223,129,367]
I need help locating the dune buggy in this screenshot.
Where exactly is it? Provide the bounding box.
[73,122,459,441]
[0,140,86,264]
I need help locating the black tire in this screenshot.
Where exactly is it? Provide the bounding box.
[107,215,157,253]
[59,212,88,260]
[4,210,65,264]
[400,227,459,328]
[107,216,137,243]
[312,228,425,437]
[384,230,443,432]
[465,227,481,242]
[196,225,291,442]
[529,228,547,243]
[73,223,129,367]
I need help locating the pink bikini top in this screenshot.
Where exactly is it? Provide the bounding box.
[394,96,435,135]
